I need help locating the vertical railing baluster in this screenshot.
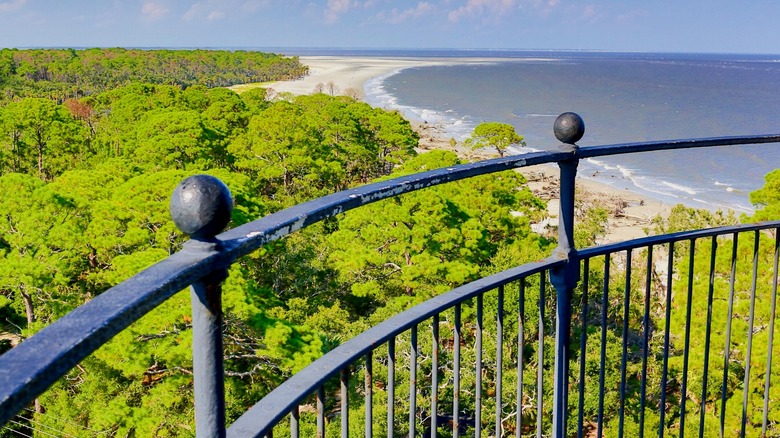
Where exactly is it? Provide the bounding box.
[549,112,584,438]
[410,325,417,438]
[454,304,461,438]
[537,273,546,438]
[341,367,349,438]
[740,231,760,438]
[496,285,504,438]
[291,405,299,438]
[640,245,654,438]
[476,294,484,437]
[170,175,233,438]
[317,385,326,438]
[366,352,373,438]
[577,259,590,438]
[680,240,696,438]
[388,338,395,438]
[699,237,717,438]
[720,233,739,438]
[517,279,526,438]
[189,269,228,438]
[619,250,632,438]
[660,242,675,438]
[431,314,439,438]
[597,254,610,438]
[762,230,780,436]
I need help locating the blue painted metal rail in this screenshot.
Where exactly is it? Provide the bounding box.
[1,113,779,437]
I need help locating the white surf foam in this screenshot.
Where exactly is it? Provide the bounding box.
[661,180,698,195]
[364,70,477,141]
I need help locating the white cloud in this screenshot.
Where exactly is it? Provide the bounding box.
[385,2,434,24]
[581,4,597,20]
[540,0,559,16]
[560,3,606,24]
[448,0,515,23]
[615,8,646,25]
[518,0,560,18]
[182,2,202,21]
[141,1,169,20]
[183,1,228,22]
[526,0,558,7]
[325,0,353,23]
[0,0,26,13]
[207,10,225,20]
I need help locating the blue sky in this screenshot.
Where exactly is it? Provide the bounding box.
[1,0,779,54]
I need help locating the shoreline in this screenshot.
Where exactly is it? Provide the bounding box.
[263,56,672,244]
[259,56,511,97]
[415,123,670,244]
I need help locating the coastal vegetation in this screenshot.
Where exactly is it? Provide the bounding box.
[0,49,778,437]
[465,122,524,158]
[0,48,307,103]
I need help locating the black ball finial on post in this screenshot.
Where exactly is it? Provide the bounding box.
[550,112,583,438]
[170,175,233,241]
[554,112,585,146]
[172,174,233,437]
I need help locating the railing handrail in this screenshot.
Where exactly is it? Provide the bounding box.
[226,257,561,436]
[226,220,780,437]
[578,133,780,158]
[577,220,780,259]
[1,113,778,433]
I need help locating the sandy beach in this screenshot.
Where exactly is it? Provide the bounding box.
[260,56,517,97]
[264,57,445,96]
[262,56,672,245]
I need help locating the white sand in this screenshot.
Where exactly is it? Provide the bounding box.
[262,56,509,96]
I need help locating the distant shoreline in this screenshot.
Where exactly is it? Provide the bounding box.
[261,55,671,244]
[280,52,770,215]
[261,56,512,96]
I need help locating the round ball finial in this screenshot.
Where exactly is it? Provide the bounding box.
[554,112,585,144]
[170,175,233,240]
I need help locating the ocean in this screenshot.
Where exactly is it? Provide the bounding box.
[340,50,780,214]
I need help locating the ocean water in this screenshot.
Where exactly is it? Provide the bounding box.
[356,50,780,214]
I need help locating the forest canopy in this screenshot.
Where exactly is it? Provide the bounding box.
[0,48,307,103]
[0,48,547,436]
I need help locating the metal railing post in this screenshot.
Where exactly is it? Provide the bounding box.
[549,113,584,438]
[171,175,234,438]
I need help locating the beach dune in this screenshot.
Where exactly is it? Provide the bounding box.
[264,56,512,96]
[269,57,437,95]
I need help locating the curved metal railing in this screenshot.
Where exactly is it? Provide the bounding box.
[230,221,780,438]
[1,113,779,437]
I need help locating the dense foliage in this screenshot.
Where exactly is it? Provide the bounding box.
[464,122,524,158]
[0,49,778,437]
[0,49,555,437]
[0,48,307,103]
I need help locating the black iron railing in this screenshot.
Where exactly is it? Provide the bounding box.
[1,113,779,437]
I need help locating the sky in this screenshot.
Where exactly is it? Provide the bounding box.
[1,0,780,54]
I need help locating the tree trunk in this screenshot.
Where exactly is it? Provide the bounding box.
[37,142,44,178]
[11,131,21,172]
[19,288,34,325]
[19,288,44,413]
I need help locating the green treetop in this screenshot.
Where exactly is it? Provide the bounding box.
[749,169,780,221]
[465,121,524,158]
